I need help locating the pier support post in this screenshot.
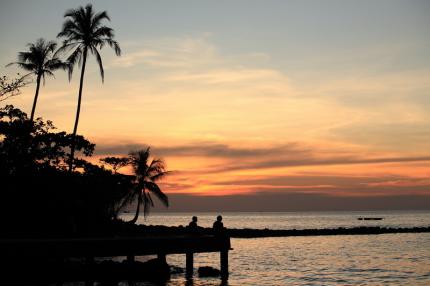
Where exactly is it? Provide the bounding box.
[221,250,229,279]
[85,256,95,264]
[85,256,95,286]
[158,253,166,264]
[186,252,194,278]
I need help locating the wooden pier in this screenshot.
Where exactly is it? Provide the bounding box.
[0,234,231,279]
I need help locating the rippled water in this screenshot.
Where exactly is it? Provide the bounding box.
[109,211,430,286]
[99,233,430,286]
[160,233,430,286]
[123,210,430,230]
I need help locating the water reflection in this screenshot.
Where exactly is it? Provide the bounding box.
[183,277,228,286]
[46,233,430,285]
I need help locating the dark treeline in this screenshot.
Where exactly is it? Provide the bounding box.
[0,105,168,238]
[6,4,121,170]
[1,4,170,239]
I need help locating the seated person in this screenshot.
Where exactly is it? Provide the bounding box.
[213,215,225,233]
[187,216,199,233]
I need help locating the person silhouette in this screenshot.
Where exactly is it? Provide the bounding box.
[213,215,224,233]
[188,216,199,233]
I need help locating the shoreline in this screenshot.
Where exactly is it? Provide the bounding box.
[226,226,430,238]
[2,224,429,240]
[114,224,430,239]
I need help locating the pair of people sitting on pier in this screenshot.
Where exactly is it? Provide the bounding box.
[187,215,225,234]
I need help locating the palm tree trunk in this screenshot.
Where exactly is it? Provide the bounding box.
[129,193,142,224]
[69,47,88,171]
[30,74,42,122]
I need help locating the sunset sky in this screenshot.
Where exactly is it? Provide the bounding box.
[1,0,429,211]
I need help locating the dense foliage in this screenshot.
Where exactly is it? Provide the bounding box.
[0,106,134,237]
[1,5,169,239]
[0,75,27,101]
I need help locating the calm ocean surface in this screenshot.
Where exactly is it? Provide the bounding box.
[125,210,430,230]
[110,211,430,285]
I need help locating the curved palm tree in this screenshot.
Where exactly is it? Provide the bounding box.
[57,4,121,171]
[126,148,170,224]
[7,38,67,122]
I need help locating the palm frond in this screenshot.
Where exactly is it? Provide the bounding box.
[142,192,153,218]
[8,38,67,81]
[45,59,69,71]
[54,41,80,57]
[146,191,155,207]
[65,46,83,80]
[8,62,36,72]
[45,41,58,54]
[43,70,55,78]
[93,26,114,38]
[118,187,139,211]
[129,148,151,175]
[17,51,34,63]
[150,170,172,182]
[146,182,169,207]
[90,46,104,82]
[57,4,121,81]
[106,39,121,56]
[63,7,79,18]
[92,11,110,27]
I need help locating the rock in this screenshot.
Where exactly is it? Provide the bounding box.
[122,258,171,281]
[198,266,221,277]
[170,265,184,274]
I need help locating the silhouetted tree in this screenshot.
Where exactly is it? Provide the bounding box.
[0,74,28,101]
[57,4,121,171]
[100,156,129,173]
[7,39,67,122]
[0,105,131,236]
[126,148,169,224]
[0,105,94,174]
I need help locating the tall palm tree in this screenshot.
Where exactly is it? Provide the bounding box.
[57,4,121,171]
[126,148,170,224]
[7,38,67,122]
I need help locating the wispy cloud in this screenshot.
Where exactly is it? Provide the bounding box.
[166,68,286,85]
[200,155,430,174]
[95,141,430,167]
[109,35,218,69]
[109,49,161,68]
[94,140,430,197]
[95,141,309,158]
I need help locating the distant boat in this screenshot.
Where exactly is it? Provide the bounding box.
[358,217,383,220]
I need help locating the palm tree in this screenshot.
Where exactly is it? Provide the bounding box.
[7,39,67,122]
[126,148,170,224]
[57,4,121,171]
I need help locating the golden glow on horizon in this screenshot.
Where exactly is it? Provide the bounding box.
[90,150,430,197]
[5,34,430,200]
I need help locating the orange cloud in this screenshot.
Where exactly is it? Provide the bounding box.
[90,140,430,199]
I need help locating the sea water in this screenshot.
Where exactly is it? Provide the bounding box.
[125,210,430,230]
[112,210,430,286]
